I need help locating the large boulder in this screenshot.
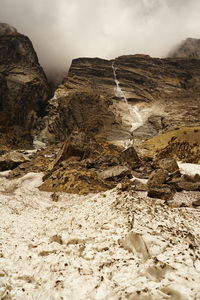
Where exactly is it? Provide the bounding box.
[156,158,180,175]
[0,23,50,146]
[147,169,169,187]
[147,168,175,200]
[147,184,175,200]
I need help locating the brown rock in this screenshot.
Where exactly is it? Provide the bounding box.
[175,181,200,191]
[131,179,148,191]
[147,184,175,200]
[147,169,169,187]
[156,158,180,174]
[120,146,140,168]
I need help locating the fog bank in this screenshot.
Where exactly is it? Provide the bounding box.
[1,0,200,80]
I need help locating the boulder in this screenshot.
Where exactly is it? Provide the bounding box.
[0,151,30,171]
[156,158,180,174]
[98,166,131,181]
[147,184,175,200]
[131,179,148,191]
[147,169,169,187]
[120,146,140,168]
[175,181,200,192]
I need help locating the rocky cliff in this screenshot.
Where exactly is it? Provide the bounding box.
[0,23,50,148]
[41,54,200,146]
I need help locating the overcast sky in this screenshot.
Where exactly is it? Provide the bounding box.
[0,0,200,78]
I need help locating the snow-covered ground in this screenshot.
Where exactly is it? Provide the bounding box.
[0,169,200,299]
[178,162,200,176]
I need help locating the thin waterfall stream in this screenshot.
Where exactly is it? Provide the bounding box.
[112,61,143,131]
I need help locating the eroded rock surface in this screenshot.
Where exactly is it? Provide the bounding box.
[40,54,200,147]
[0,23,50,147]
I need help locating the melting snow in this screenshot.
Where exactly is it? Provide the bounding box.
[0,171,200,299]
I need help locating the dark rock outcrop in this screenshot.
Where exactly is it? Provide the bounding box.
[0,23,50,147]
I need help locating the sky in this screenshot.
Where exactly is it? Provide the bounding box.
[0,0,200,79]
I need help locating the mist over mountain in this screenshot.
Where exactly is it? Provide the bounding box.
[1,0,200,80]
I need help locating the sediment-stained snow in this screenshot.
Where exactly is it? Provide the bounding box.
[0,172,200,299]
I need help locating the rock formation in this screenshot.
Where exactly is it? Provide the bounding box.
[0,26,199,197]
[170,37,200,59]
[41,54,200,146]
[0,23,50,148]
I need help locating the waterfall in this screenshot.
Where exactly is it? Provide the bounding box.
[112,62,127,102]
[112,61,143,130]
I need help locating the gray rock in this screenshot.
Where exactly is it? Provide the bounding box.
[98,166,131,180]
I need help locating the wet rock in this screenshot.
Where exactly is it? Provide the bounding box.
[40,53,200,146]
[148,115,165,131]
[147,184,175,200]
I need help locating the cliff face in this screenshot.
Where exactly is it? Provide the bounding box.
[0,23,50,147]
[42,54,200,145]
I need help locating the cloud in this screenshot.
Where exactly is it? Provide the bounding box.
[1,0,200,80]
